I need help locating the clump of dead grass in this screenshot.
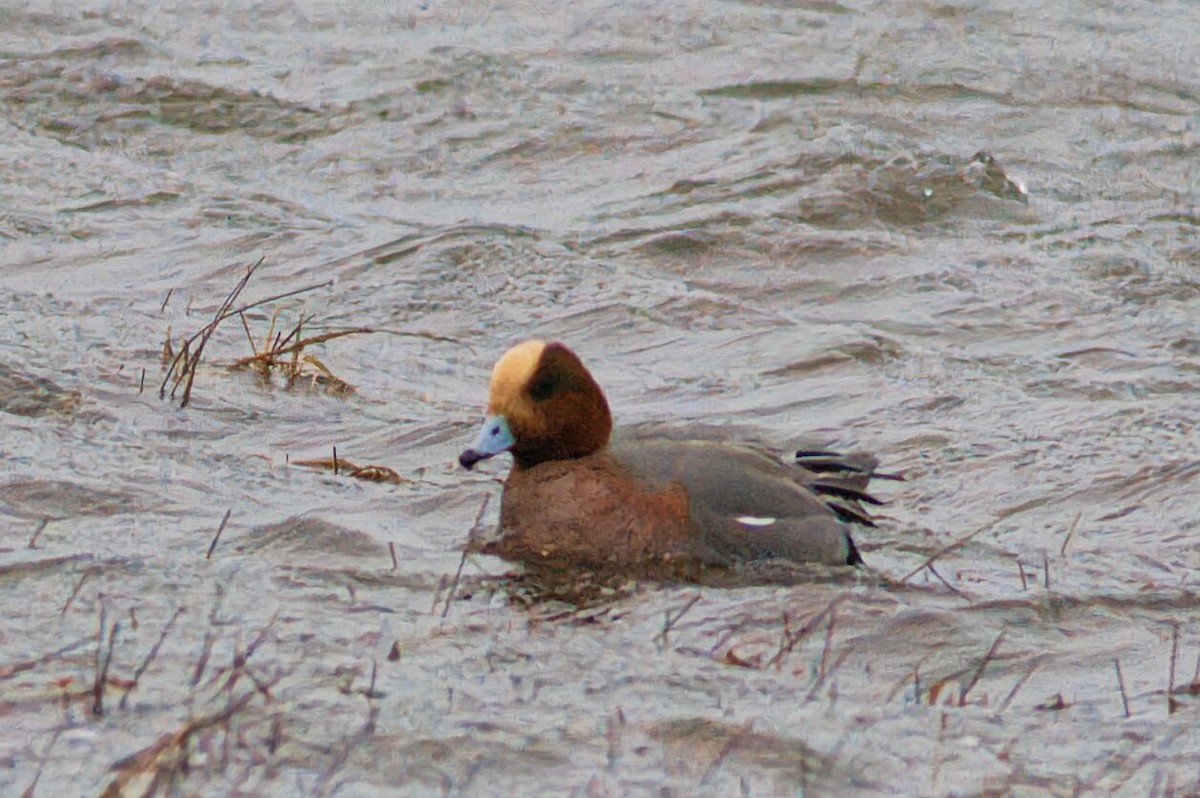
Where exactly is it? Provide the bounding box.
[291,446,406,484]
[159,258,369,408]
[157,259,411,484]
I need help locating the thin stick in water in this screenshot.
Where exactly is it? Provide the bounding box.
[207,509,232,560]
[656,594,702,643]
[28,518,48,549]
[998,658,1041,713]
[1166,624,1176,705]
[960,631,1006,707]
[93,606,119,717]
[1114,659,1130,718]
[1061,510,1082,556]
[440,549,468,620]
[818,606,837,681]
[120,607,185,709]
[61,567,96,615]
[901,522,994,583]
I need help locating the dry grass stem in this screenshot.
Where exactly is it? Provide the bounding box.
[27,518,48,549]
[959,631,1006,707]
[120,607,186,709]
[655,594,702,644]
[439,549,469,620]
[0,635,92,680]
[1114,659,1131,718]
[1168,622,1180,714]
[766,594,844,671]
[998,657,1042,713]
[102,674,283,798]
[207,509,232,560]
[159,259,357,407]
[190,593,225,688]
[900,522,995,583]
[93,606,120,717]
[1061,510,1082,556]
[818,606,837,680]
[924,563,964,596]
[61,566,98,615]
[806,647,853,701]
[292,456,405,484]
[161,258,266,407]
[361,659,381,734]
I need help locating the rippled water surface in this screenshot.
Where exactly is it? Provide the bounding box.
[2,0,1199,795]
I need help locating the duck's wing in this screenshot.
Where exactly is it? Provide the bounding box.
[615,424,900,527]
[608,434,865,566]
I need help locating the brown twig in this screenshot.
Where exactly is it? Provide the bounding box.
[818,605,838,681]
[105,673,283,797]
[231,327,375,367]
[440,549,468,620]
[806,647,853,702]
[1043,551,1050,590]
[160,259,265,406]
[655,594,702,643]
[1114,659,1130,718]
[1168,623,1180,714]
[61,567,97,615]
[93,606,120,717]
[27,518,48,549]
[436,495,491,618]
[218,615,277,695]
[900,523,993,583]
[206,509,232,560]
[430,574,448,616]
[238,311,257,356]
[1016,558,1028,591]
[1061,510,1082,556]
[925,562,964,596]
[362,659,381,734]
[0,635,92,680]
[120,607,186,709]
[190,589,225,688]
[766,594,844,671]
[959,631,1005,707]
[389,541,398,571]
[160,288,173,313]
[998,657,1041,712]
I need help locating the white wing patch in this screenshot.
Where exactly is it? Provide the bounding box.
[735,516,776,527]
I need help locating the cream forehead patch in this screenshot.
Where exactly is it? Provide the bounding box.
[488,340,546,410]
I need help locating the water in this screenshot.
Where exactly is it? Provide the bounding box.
[2,0,1198,795]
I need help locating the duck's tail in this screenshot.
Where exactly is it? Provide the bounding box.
[794,449,904,528]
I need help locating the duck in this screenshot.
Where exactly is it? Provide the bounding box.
[458,340,893,577]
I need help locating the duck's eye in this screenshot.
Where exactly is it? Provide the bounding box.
[529,375,557,401]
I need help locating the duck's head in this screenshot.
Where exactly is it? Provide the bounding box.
[459,340,613,471]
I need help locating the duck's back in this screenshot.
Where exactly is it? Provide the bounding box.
[607,428,865,567]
